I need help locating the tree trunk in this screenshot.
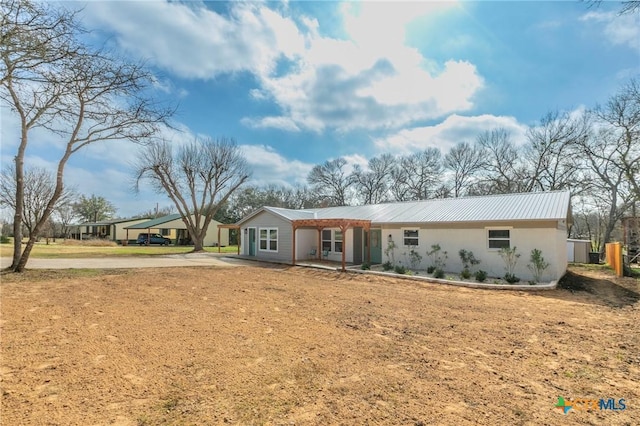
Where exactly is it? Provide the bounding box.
[192,237,205,252]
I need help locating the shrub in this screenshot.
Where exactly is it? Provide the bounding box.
[408,248,422,270]
[474,270,487,282]
[426,244,448,271]
[499,246,520,277]
[384,239,397,266]
[504,273,520,284]
[394,264,406,274]
[460,268,471,279]
[361,263,370,270]
[0,235,10,244]
[459,249,480,271]
[382,261,393,271]
[527,248,550,283]
[426,265,436,274]
[433,268,445,279]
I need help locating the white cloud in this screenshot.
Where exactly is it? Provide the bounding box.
[374,114,528,154]
[81,1,483,133]
[240,144,313,186]
[580,11,640,50]
[81,1,306,79]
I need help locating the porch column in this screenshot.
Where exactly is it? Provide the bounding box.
[292,225,297,266]
[317,227,322,260]
[218,227,221,253]
[340,223,349,272]
[365,224,371,265]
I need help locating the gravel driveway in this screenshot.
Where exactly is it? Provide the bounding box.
[0,253,252,269]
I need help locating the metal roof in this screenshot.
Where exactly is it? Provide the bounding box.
[76,217,151,227]
[250,191,571,225]
[124,213,183,229]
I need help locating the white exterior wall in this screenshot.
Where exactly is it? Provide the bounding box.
[296,229,317,259]
[380,221,567,282]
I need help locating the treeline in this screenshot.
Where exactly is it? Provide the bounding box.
[219,79,639,252]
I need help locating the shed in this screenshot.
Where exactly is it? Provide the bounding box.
[567,239,591,263]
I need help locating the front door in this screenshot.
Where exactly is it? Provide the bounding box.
[248,228,256,256]
[370,229,382,264]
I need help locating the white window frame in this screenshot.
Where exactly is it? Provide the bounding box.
[486,227,512,250]
[321,229,343,253]
[334,229,343,253]
[259,227,278,252]
[402,228,419,247]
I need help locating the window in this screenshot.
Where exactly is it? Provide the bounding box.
[259,228,278,252]
[322,229,332,252]
[334,230,343,253]
[403,229,419,246]
[161,228,170,236]
[321,229,342,253]
[488,229,510,249]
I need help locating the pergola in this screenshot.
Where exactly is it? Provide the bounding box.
[291,219,371,271]
[217,224,240,254]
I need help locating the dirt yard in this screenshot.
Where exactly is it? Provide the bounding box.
[1,264,638,425]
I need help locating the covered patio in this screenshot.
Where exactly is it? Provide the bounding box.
[291,218,371,272]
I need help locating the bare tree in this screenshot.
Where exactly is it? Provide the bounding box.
[472,128,528,195]
[585,0,640,15]
[133,137,250,251]
[576,81,640,251]
[524,110,591,194]
[594,78,640,200]
[0,164,75,238]
[307,157,355,206]
[1,0,172,272]
[351,153,395,204]
[53,203,78,239]
[443,141,483,197]
[390,148,443,201]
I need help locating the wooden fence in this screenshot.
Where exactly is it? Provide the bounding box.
[605,242,623,277]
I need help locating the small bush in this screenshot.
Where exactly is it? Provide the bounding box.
[528,281,536,285]
[426,265,436,274]
[394,264,407,274]
[460,268,471,279]
[474,270,487,282]
[433,268,445,279]
[361,263,370,270]
[382,261,393,271]
[504,273,520,284]
[0,235,10,244]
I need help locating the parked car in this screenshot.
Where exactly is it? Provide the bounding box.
[137,233,172,246]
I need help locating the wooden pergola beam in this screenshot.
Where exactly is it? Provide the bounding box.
[291,218,371,272]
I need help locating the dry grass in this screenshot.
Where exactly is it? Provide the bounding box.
[61,238,118,247]
[1,265,638,425]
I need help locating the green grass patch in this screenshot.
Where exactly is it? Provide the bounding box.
[0,241,240,259]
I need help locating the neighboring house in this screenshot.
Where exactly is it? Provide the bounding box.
[124,213,230,247]
[72,218,152,241]
[236,191,572,282]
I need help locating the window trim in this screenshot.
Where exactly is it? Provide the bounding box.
[402,228,420,247]
[321,228,343,253]
[486,227,512,250]
[258,227,279,252]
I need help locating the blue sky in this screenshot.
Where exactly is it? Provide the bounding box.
[1,0,638,219]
